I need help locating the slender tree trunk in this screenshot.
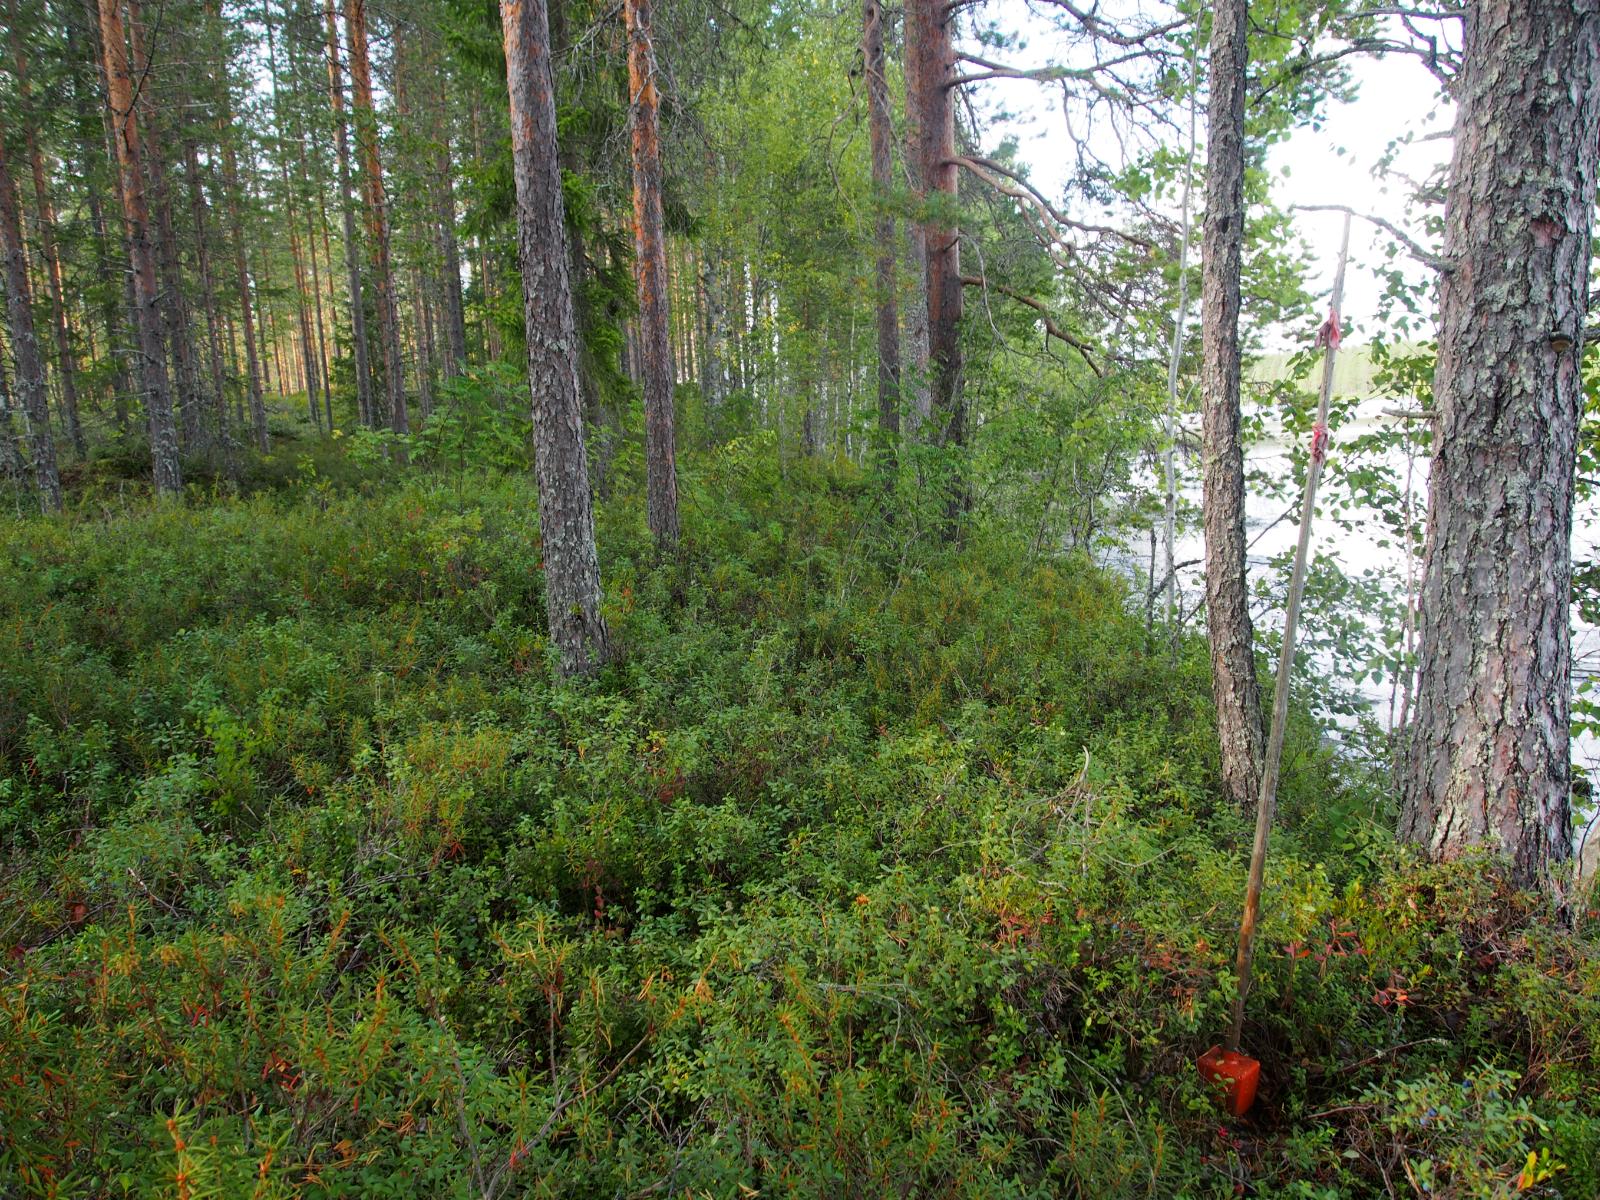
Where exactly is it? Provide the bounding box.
[626,0,680,548]
[183,141,233,468]
[411,266,434,422]
[263,2,321,435]
[324,0,374,428]
[306,204,333,433]
[83,144,134,431]
[1199,0,1262,810]
[431,78,468,379]
[0,343,27,480]
[218,122,268,451]
[863,0,899,474]
[80,0,138,435]
[8,6,87,459]
[98,0,182,495]
[346,0,407,438]
[729,261,746,394]
[900,3,932,436]
[1163,72,1199,644]
[1400,0,1600,896]
[500,0,610,676]
[907,0,962,523]
[0,140,63,511]
[128,0,203,451]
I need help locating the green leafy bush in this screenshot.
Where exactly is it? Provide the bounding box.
[0,447,1594,1197]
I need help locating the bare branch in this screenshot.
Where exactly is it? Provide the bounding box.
[1291,204,1452,273]
[950,154,1158,252]
[948,48,1150,90]
[1030,0,1187,48]
[959,274,1102,375]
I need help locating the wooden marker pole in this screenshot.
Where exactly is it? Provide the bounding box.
[1227,211,1352,1053]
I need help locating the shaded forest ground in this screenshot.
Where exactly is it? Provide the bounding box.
[0,416,1597,1198]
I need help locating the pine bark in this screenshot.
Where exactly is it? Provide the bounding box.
[430,66,468,380]
[216,85,269,451]
[324,0,375,428]
[625,0,681,549]
[907,0,962,519]
[75,10,135,434]
[0,343,27,480]
[0,138,63,511]
[128,0,203,451]
[863,0,900,470]
[1400,0,1600,895]
[8,6,87,459]
[345,0,407,438]
[263,2,323,435]
[183,140,233,467]
[98,0,182,495]
[500,0,610,677]
[1199,0,1263,811]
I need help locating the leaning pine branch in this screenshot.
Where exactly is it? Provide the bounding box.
[959,273,1102,375]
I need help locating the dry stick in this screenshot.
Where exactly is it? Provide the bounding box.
[1227,211,1351,1055]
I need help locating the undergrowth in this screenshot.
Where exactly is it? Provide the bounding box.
[0,439,1595,1197]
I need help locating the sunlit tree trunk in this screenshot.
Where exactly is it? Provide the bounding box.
[1199,0,1263,811]
[625,0,681,549]
[263,0,323,434]
[500,0,610,676]
[1400,0,1600,897]
[98,0,181,495]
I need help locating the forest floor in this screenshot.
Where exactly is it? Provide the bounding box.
[0,425,1597,1197]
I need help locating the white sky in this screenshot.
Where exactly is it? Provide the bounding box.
[968,7,1456,349]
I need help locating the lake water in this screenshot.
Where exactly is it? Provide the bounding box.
[1112,348,1600,877]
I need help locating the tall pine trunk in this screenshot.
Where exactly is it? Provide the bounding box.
[324,0,374,428]
[98,0,182,495]
[0,138,63,511]
[128,0,203,451]
[1199,0,1263,811]
[8,6,87,459]
[1400,0,1600,896]
[0,343,27,480]
[430,65,468,380]
[183,140,233,469]
[626,0,680,548]
[217,101,268,450]
[863,0,899,473]
[500,0,610,676]
[76,6,136,434]
[345,0,408,439]
[907,0,962,523]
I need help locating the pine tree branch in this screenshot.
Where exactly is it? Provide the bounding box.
[948,154,1157,252]
[959,273,1102,375]
[1291,204,1452,274]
